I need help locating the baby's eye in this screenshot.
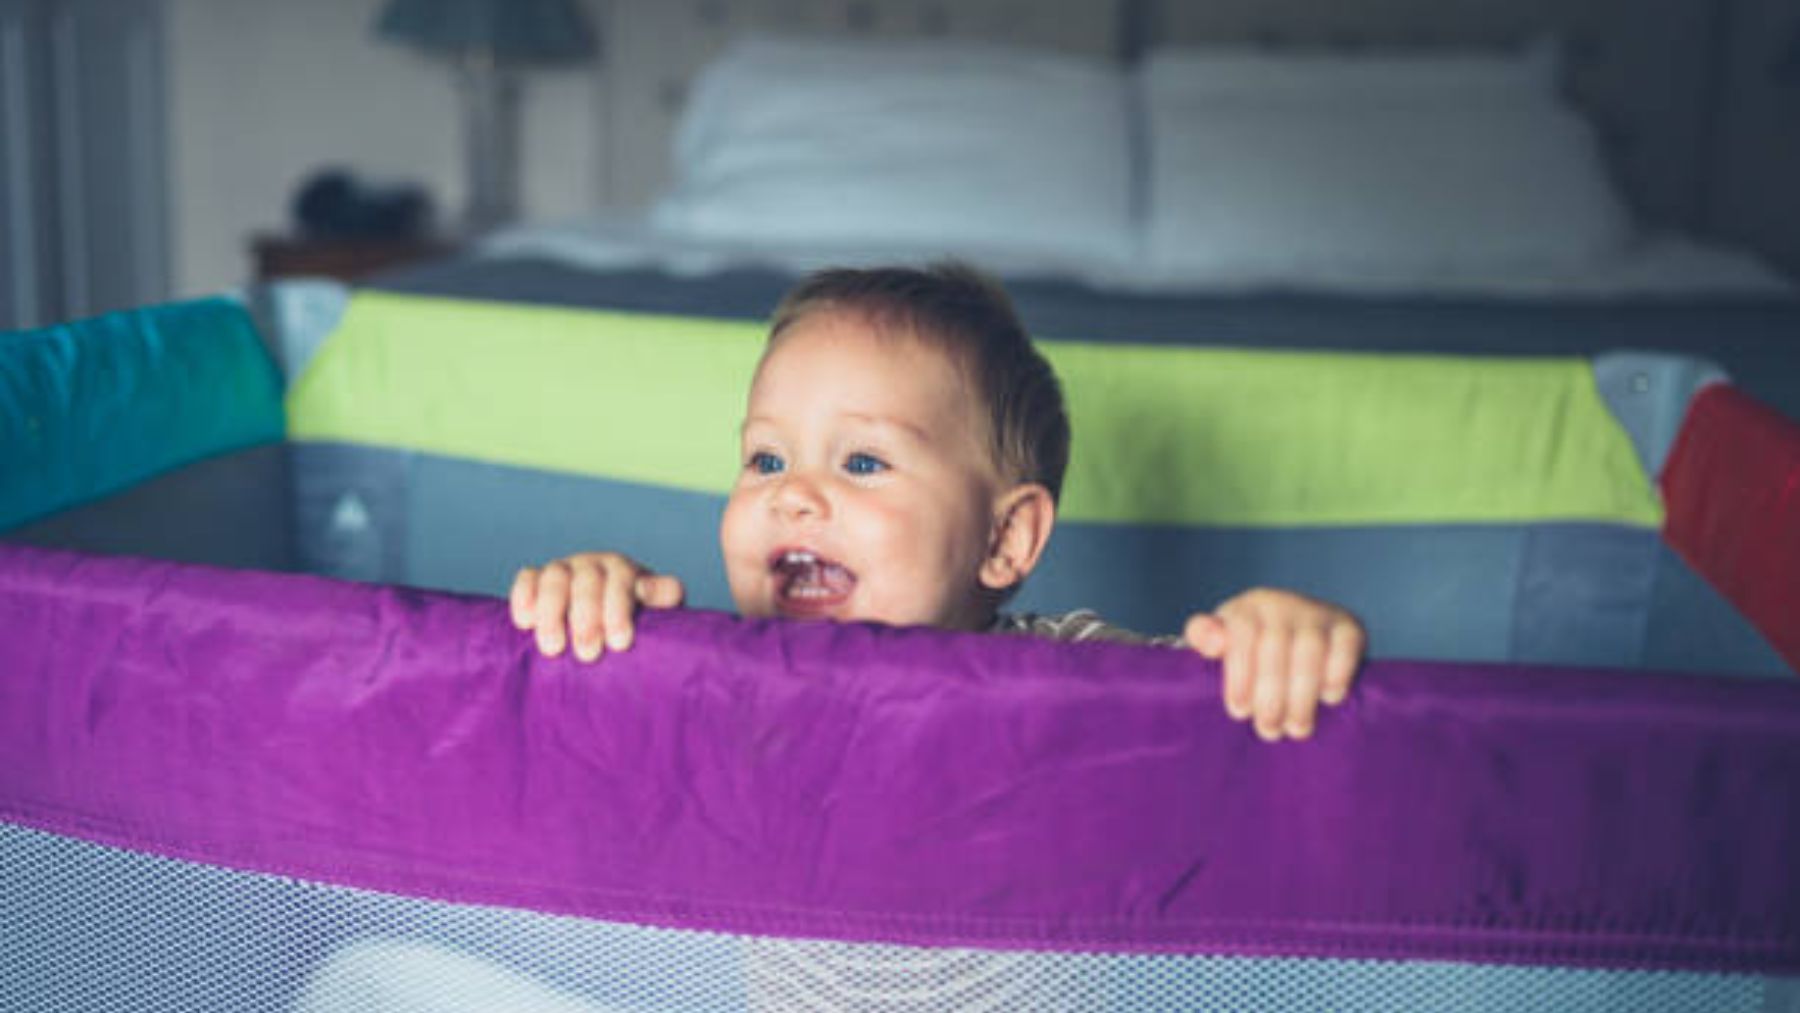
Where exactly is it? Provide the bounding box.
[748,451,785,475]
[844,452,888,476]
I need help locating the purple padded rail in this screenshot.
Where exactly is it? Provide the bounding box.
[2,545,1798,972]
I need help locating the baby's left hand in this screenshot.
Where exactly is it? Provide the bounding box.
[1184,588,1365,742]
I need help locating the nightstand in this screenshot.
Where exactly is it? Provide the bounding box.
[251,233,459,283]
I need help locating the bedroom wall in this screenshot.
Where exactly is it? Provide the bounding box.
[1,0,171,328]
[163,0,1118,296]
[164,0,604,297]
[1707,0,1800,279]
[160,0,1800,296]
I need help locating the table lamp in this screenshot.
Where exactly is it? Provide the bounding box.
[375,0,597,233]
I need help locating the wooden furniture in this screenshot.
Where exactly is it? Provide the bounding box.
[251,234,458,283]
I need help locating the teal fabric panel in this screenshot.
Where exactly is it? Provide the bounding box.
[0,299,285,529]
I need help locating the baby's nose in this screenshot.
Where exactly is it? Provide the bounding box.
[773,474,828,519]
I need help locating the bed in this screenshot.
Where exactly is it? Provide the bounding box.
[360,2,1800,417]
[265,7,1800,670]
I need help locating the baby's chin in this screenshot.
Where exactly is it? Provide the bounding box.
[732,588,874,625]
[729,574,992,630]
[747,596,997,632]
[731,592,855,623]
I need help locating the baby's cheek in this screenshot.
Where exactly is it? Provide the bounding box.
[718,499,761,614]
[859,548,966,629]
[718,491,759,556]
[721,564,754,614]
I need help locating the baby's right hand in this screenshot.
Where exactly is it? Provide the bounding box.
[509,552,685,662]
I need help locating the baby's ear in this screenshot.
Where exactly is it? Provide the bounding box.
[979,484,1057,592]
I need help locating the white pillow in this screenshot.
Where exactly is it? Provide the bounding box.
[1139,44,1636,283]
[652,35,1136,271]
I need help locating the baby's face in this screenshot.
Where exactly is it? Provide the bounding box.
[720,310,1006,630]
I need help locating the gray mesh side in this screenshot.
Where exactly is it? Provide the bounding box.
[5,823,1792,1013]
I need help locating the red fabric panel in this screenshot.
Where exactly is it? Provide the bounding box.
[1661,384,1800,675]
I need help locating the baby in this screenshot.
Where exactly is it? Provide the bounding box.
[513,264,1364,741]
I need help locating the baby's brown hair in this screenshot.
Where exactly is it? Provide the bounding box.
[767,263,1071,502]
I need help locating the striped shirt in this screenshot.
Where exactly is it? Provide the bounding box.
[989,608,1184,648]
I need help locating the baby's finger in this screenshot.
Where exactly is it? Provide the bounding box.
[636,573,686,610]
[1252,626,1292,741]
[568,559,607,663]
[600,556,640,652]
[509,568,539,630]
[532,561,573,657]
[1283,624,1329,739]
[1183,613,1226,657]
[1222,612,1257,721]
[1322,622,1365,705]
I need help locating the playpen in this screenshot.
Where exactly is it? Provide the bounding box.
[3,291,1798,1010]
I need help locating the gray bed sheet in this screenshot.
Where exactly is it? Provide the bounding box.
[368,257,1800,423]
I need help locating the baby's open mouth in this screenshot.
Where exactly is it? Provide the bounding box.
[770,548,856,616]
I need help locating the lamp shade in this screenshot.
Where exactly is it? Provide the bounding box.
[375,0,597,65]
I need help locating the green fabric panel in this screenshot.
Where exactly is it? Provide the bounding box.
[1047,342,1662,527]
[288,292,1661,528]
[288,292,764,494]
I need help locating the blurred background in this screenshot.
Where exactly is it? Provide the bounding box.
[2,0,1799,325]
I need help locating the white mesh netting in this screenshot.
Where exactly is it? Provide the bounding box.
[4,823,1796,1012]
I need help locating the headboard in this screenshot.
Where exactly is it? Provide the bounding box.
[1139,0,1720,230]
[592,0,1720,230]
